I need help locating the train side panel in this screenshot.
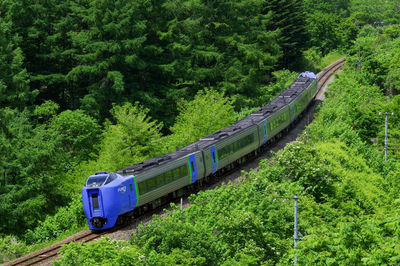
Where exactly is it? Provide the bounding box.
[292,89,309,120]
[256,118,271,147]
[135,151,204,207]
[308,79,318,99]
[206,126,259,173]
[202,145,216,177]
[266,105,291,138]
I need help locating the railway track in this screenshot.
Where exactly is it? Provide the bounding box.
[3,230,103,266]
[317,57,345,91]
[3,57,346,266]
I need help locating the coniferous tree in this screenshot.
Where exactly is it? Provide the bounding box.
[160,0,281,110]
[264,0,309,69]
[0,18,34,110]
[1,0,75,109]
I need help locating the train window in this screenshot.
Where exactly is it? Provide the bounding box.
[147,178,156,191]
[212,152,216,163]
[218,134,254,159]
[191,162,195,172]
[234,142,239,152]
[180,165,188,177]
[165,171,173,183]
[130,184,133,192]
[172,168,180,180]
[138,182,147,194]
[105,173,117,185]
[156,174,164,187]
[184,165,188,175]
[270,111,290,132]
[92,194,99,211]
[138,164,188,195]
[218,147,226,160]
[86,175,107,188]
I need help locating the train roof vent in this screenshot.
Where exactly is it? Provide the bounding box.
[201,137,214,141]
[219,133,229,138]
[157,155,171,163]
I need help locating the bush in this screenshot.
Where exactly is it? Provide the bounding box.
[24,197,86,244]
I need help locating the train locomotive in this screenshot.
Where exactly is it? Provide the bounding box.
[82,71,318,230]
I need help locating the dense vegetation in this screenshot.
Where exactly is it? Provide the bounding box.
[53,26,400,264]
[0,0,399,263]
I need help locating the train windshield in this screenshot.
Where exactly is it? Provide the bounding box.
[86,175,108,187]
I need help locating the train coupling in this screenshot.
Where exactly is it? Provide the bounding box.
[90,217,108,228]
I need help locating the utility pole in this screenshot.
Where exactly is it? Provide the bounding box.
[354,40,365,72]
[379,112,394,161]
[373,22,384,35]
[274,194,301,265]
[306,114,310,143]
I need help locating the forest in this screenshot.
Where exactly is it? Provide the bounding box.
[0,0,400,264]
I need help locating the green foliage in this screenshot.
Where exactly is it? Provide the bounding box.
[0,236,31,264]
[24,197,86,244]
[159,0,281,111]
[57,131,396,264]
[270,141,334,202]
[48,109,101,166]
[349,0,400,25]
[0,107,100,235]
[95,102,163,172]
[305,12,358,55]
[53,237,206,265]
[1,0,400,263]
[168,89,235,149]
[257,70,297,106]
[55,24,400,264]
[264,0,309,68]
[0,17,35,110]
[33,100,59,123]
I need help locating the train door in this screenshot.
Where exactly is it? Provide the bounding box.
[210,145,218,174]
[263,120,268,144]
[291,103,295,122]
[88,189,103,217]
[189,154,198,184]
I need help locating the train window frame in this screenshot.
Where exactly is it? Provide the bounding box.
[86,175,108,188]
[137,164,189,195]
[270,110,290,132]
[104,173,117,185]
[92,193,100,211]
[218,133,254,160]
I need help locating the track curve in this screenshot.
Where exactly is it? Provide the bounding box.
[4,57,345,266]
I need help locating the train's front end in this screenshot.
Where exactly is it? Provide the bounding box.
[82,171,136,230]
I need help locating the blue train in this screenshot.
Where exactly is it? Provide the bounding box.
[82,72,318,230]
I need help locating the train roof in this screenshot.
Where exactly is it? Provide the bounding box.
[118,75,315,176]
